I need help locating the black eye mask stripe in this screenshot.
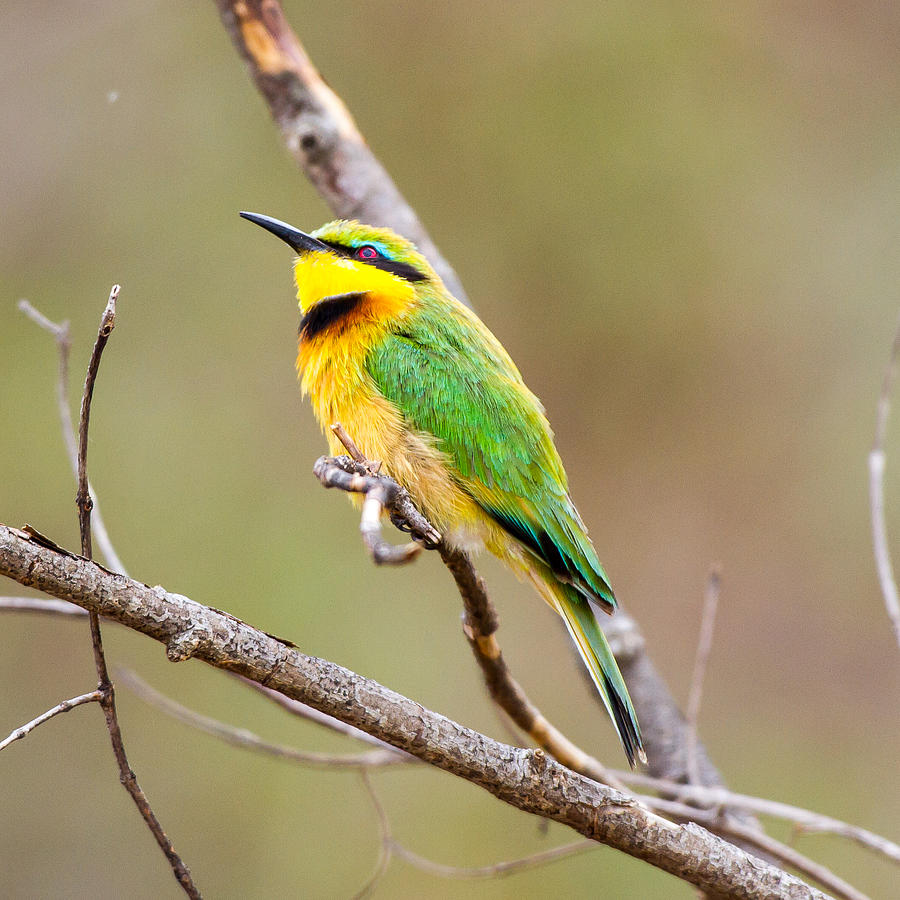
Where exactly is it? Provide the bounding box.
[319,240,428,283]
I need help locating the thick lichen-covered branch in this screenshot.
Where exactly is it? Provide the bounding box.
[0,523,829,900]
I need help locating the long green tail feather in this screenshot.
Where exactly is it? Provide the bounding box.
[552,582,645,767]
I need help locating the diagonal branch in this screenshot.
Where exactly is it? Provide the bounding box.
[212,0,469,305]
[4,582,892,890]
[0,522,831,900]
[74,287,199,899]
[312,448,631,790]
[7,577,891,890]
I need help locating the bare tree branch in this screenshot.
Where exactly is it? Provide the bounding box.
[73,288,198,899]
[17,299,127,575]
[0,691,102,752]
[118,668,404,769]
[390,838,596,880]
[0,595,87,615]
[0,523,836,899]
[869,310,900,650]
[212,0,469,305]
[617,772,900,865]
[5,570,893,890]
[685,566,721,784]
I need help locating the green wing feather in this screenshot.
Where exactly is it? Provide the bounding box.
[366,302,616,611]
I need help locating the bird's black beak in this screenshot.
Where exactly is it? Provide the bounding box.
[239,211,331,254]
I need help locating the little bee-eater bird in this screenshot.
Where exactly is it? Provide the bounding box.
[241,211,644,766]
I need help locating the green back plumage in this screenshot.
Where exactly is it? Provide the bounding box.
[367,298,616,611]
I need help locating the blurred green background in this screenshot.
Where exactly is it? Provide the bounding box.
[2,2,898,897]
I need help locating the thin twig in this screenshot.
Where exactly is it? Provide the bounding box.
[390,838,596,880]
[616,771,900,865]
[0,691,102,752]
[118,669,404,769]
[869,310,900,650]
[18,299,127,575]
[76,286,118,559]
[439,541,637,788]
[353,772,394,899]
[331,423,370,467]
[0,596,87,615]
[685,566,721,784]
[74,287,199,898]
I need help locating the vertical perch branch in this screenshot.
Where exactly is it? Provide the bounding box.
[75,286,199,899]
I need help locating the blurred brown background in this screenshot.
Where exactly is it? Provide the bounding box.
[1,2,898,897]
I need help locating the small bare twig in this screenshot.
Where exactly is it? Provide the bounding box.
[0,691,102,752]
[331,423,372,468]
[685,566,721,784]
[439,541,637,787]
[869,310,900,650]
[0,596,87,616]
[119,669,404,769]
[18,299,127,575]
[76,288,117,555]
[390,838,597,880]
[313,451,441,565]
[615,771,900,865]
[74,287,198,899]
[354,772,394,899]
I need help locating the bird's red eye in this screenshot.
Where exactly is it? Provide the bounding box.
[356,245,379,260]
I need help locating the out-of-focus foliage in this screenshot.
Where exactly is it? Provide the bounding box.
[1,2,898,897]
